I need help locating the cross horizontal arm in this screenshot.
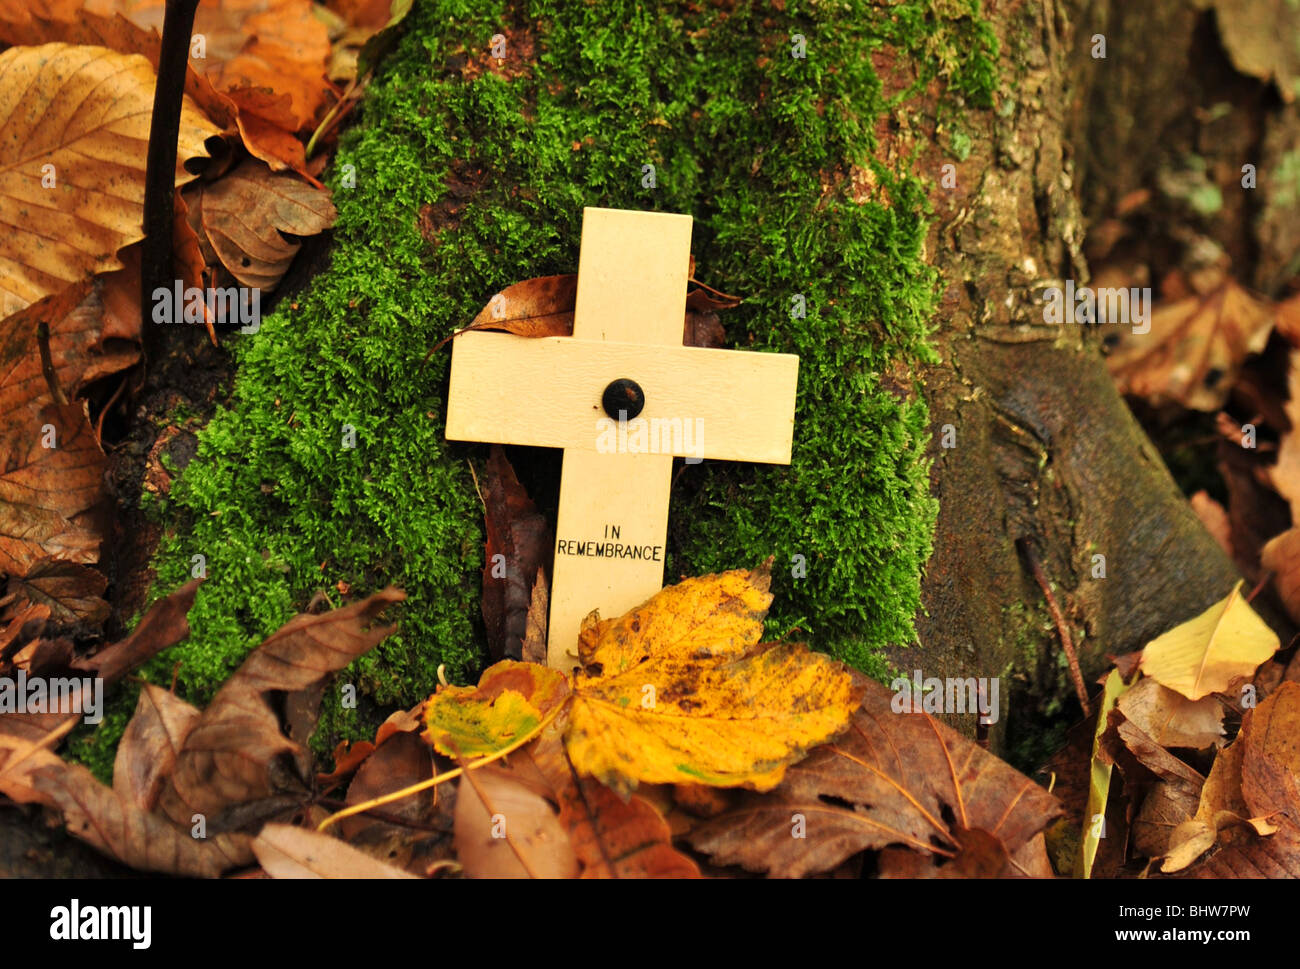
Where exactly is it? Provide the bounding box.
[445,332,799,463]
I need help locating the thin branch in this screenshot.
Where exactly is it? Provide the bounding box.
[1017,536,1092,718]
[36,322,67,405]
[140,0,202,354]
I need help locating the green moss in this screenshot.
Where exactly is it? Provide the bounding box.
[77,0,996,770]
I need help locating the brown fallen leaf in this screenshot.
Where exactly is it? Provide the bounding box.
[878,826,1013,878]
[453,762,578,879]
[687,672,1061,877]
[1240,680,1300,821]
[0,282,139,424]
[521,568,548,666]
[186,159,336,292]
[433,271,736,353]
[481,447,552,663]
[0,42,218,315]
[113,684,200,813]
[1133,779,1201,860]
[1178,819,1300,877]
[1115,676,1225,750]
[1261,528,1300,625]
[30,759,251,876]
[252,823,416,878]
[1106,280,1275,412]
[72,578,203,683]
[82,0,331,134]
[1162,735,1274,873]
[157,588,405,833]
[0,401,106,575]
[527,719,699,878]
[0,558,108,625]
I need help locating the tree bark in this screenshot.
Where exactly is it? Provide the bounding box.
[885,0,1294,753]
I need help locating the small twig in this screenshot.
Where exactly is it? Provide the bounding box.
[93,375,128,444]
[1246,570,1273,604]
[36,322,67,405]
[1017,537,1092,718]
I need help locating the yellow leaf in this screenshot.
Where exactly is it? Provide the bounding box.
[568,643,858,794]
[1078,669,1133,878]
[566,562,859,795]
[0,43,218,314]
[1140,582,1279,700]
[423,660,568,758]
[577,563,772,675]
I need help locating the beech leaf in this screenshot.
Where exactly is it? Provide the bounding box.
[1139,582,1279,700]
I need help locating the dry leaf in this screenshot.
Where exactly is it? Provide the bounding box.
[424,659,569,758]
[157,588,405,833]
[521,568,548,665]
[0,43,217,315]
[0,401,105,575]
[30,759,251,876]
[878,826,1013,878]
[1261,528,1300,625]
[1115,676,1225,749]
[1106,280,1275,411]
[252,823,416,878]
[527,719,699,877]
[688,672,1061,877]
[1139,582,1279,699]
[481,446,551,662]
[441,271,740,351]
[1239,680,1300,821]
[1161,735,1273,872]
[453,763,578,878]
[1133,779,1201,859]
[186,159,335,292]
[113,684,200,813]
[0,558,108,625]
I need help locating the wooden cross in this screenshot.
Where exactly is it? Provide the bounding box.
[446,207,799,669]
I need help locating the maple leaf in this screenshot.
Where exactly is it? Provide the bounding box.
[424,565,857,796]
[0,43,218,316]
[1138,582,1279,700]
[686,672,1061,878]
[156,588,405,837]
[566,563,859,794]
[113,684,200,813]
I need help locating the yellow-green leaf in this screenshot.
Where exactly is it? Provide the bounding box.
[1140,582,1279,700]
[423,660,569,758]
[1078,668,1133,878]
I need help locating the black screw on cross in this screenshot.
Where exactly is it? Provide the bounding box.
[602,378,645,420]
